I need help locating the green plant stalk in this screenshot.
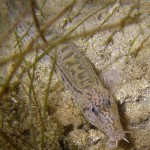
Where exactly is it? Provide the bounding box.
[30,0,47,43]
[14,23,33,48]
[15,29,43,125]
[27,51,40,150]
[0,0,76,100]
[127,24,150,56]
[14,29,40,149]
[39,0,48,18]
[41,52,57,150]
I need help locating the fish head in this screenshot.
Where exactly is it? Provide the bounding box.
[82,87,127,148]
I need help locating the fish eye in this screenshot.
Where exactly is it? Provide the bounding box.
[92,106,99,116]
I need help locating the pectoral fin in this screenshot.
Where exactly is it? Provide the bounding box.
[100,68,120,94]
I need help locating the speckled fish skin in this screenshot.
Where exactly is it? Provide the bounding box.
[51,42,126,148]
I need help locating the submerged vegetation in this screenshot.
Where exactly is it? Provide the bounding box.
[0,0,150,149]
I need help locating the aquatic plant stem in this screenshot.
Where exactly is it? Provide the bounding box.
[41,53,57,150]
[0,0,75,100]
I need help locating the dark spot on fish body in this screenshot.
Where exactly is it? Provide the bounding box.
[107,123,114,131]
[64,57,79,67]
[61,75,65,83]
[68,63,86,79]
[59,45,70,54]
[87,92,92,97]
[79,77,89,85]
[57,64,82,94]
[63,51,74,60]
[69,68,76,77]
[78,64,85,71]
[77,71,86,80]
[102,97,111,108]
[83,107,90,113]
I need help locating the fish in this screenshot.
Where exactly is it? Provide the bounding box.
[50,40,129,148]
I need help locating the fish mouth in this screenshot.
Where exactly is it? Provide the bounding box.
[105,129,130,148]
[106,133,129,148]
[107,137,129,148]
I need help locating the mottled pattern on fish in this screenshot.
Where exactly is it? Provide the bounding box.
[50,42,127,148]
[54,44,100,91]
